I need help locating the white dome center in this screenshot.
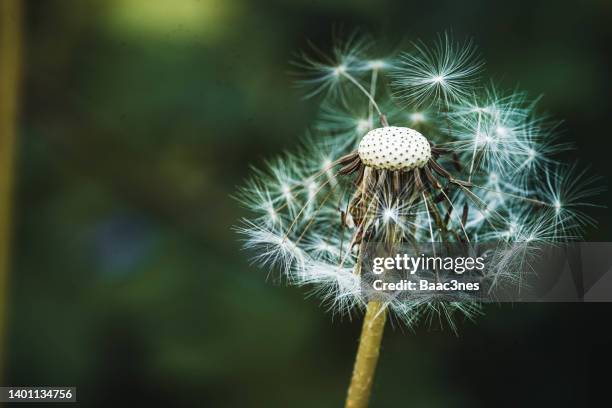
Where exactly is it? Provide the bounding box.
[358,126,431,171]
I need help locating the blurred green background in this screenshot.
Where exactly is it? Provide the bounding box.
[3,0,612,407]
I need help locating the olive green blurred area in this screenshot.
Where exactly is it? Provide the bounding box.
[4,0,612,407]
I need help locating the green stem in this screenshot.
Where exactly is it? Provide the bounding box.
[345,300,387,408]
[0,0,22,384]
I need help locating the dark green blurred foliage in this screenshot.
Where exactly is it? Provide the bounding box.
[6,0,611,407]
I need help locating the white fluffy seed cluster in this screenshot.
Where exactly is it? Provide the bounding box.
[358,126,431,170]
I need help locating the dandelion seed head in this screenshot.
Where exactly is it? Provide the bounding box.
[236,32,602,328]
[358,126,431,170]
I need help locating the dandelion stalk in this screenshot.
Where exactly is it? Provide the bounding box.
[0,0,22,383]
[345,300,387,408]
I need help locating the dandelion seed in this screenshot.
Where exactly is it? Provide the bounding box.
[539,164,604,236]
[292,32,373,99]
[391,32,484,107]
